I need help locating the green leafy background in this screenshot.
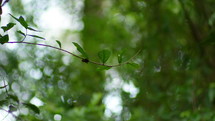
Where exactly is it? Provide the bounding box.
[0,0,215,121]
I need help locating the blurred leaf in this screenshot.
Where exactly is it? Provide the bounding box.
[0,100,7,106]
[96,66,111,71]
[7,94,19,103]
[208,88,215,102]
[180,110,191,118]
[127,62,140,68]
[1,23,16,32]
[203,30,215,46]
[9,105,17,112]
[56,40,61,48]
[72,42,88,59]
[118,54,123,64]
[98,50,111,64]
[0,85,7,89]
[0,34,9,45]
[82,59,89,63]
[90,93,103,106]
[23,103,40,114]
[17,30,25,36]
[28,34,45,40]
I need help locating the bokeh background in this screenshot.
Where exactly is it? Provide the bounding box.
[0,0,215,120]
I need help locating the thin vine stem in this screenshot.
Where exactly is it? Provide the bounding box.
[21,29,27,42]
[5,41,141,67]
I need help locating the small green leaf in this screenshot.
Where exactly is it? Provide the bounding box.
[127,62,140,68]
[56,40,61,48]
[23,103,40,114]
[18,16,28,28]
[98,50,111,64]
[17,30,25,36]
[28,34,45,40]
[0,34,9,45]
[72,42,88,59]
[9,14,28,28]
[96,66,111,71]
[1,23,16,32]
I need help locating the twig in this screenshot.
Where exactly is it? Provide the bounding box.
[5,41,141,68]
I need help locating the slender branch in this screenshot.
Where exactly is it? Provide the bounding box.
[5,41,141,68]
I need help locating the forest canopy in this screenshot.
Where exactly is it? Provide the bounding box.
[0,0,215,121]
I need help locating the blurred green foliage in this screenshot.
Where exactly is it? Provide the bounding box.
[0,0,215,120]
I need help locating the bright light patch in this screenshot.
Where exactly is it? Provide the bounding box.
[5,42,18,50]
[0,110,15,121]
[39,6,72,32]
[29,69,43,80]
[54,114,62,121]
[30,97,44,107]
[122,82,139,98]
[104,93,122,114]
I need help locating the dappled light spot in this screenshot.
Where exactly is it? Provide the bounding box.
[30,97,44,107]
[104,92,122,115]
[29,69,43,80]
[122,81,139,98]
[54,114,62,121]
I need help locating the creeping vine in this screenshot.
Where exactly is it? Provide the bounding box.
[0,2,140,120]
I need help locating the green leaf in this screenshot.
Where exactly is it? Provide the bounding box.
[1,23,16,32]
[127,62,140,68]
[7,94,19,103]
[56,40,61,48]
[98,50,111,64]
[0,34,9,45]
[28,34,45,40]
[72,42,88,59]
[17,30,26,36]
[9,14,28,28]
[18,16,28,28]
[96,66,111,71]
[23,103,40,114]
